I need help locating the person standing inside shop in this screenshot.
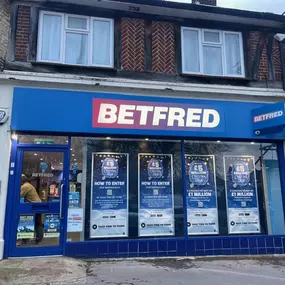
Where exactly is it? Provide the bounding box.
[20,174,43,244]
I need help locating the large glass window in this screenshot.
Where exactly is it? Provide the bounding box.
[67,138,183,241]
[37,11,114,68]
[67,138,285,242]
[184,141,285,236]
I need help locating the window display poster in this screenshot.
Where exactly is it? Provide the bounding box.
[90,153,129,238]
[138,154,174,237]
[44,214,60,238]
[185,155,219,235]
[68,208,84,232]
[224,156,260,234]
[17,215,34,239]
[69,192,80,208]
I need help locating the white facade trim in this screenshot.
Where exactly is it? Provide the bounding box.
[0,84,13,260]
[0,70,285,98]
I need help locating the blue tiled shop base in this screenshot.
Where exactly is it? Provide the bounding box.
[65,236,285,258]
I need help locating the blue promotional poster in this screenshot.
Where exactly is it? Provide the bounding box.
[44,214,60,238]
[69,192,80,208]
[185,155,219,235]
[138,154,174,237]
[90,153,129,238]
[224,156,260,234]
[17,215,34,239]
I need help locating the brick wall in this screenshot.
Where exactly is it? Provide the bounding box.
[273,39,283,81]
[152,21,175,74]
[15,5,30,61]
[247,31,284,81]
[0,0,11,69]
[121,18,145,72]
[192,0,217,6]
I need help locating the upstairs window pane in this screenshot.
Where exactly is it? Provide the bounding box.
[225,33,242,75]
[203,46,223,76]
[65,33,88,65]
[67,17,88,30]
[182,29,200,73]
[204,31,220,43]
[92,19,112,67]
[41,14,62,62]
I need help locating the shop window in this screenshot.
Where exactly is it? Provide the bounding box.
[18,135,68,145]
[66,138,285,242]
[67,137,183,242]
[184,141,285,236]
[37,11,114,68]
[181,27,245,77]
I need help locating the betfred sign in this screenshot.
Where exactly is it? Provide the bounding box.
[253,111,283,123]
[92,98,223,131]
[252,102,285,135]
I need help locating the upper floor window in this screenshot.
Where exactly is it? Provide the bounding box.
[181,27,245,78]
[37,11,114,68]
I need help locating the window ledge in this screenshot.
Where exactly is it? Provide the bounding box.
[33,61,117,72]
[181,72,248,81]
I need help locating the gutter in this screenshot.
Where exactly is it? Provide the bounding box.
[110,0,285,22]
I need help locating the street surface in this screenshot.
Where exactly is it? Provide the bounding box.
[1,256,285,285]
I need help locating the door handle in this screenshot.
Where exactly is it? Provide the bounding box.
[60,184,64,220]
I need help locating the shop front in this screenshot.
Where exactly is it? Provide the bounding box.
[4,87,285,258]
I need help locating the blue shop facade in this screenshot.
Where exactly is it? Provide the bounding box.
[4,86,285,258]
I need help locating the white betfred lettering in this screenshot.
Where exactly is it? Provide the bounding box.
[98,103,117,124]
[136,105,154,125]
[186,108,202,127]
[117,104,135,125]
[153,107,168,126]
[167,107,185,127]
[254,110,284,123]
[202,109,220,128]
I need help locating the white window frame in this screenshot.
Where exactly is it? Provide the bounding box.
[37,11,114,68]
[181,27,245,78]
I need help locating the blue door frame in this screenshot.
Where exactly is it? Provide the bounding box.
[4,142,70,258]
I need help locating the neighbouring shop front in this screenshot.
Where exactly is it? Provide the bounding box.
[4,87,285,258]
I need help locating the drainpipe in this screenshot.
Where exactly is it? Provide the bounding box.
[274,33,285,91]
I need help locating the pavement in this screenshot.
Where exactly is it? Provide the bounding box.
[1,256,285,285]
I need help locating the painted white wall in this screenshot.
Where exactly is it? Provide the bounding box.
[0,83,13,260]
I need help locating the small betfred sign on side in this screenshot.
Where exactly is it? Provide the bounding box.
[252,102,285,136]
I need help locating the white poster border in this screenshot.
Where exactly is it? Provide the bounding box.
[223,155,261,234]
[185,154,219,235]
[90,152,129,238]
[138,153,175,237]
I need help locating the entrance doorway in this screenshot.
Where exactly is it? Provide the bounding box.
[8,147,69,257]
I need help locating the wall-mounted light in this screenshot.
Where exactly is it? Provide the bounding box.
[12,134,18,140]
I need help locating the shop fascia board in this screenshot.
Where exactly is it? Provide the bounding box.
[0,70,284,99]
